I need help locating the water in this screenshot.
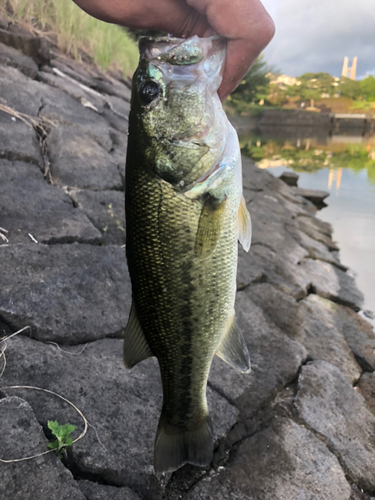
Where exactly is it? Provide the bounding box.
[240,128,375,325]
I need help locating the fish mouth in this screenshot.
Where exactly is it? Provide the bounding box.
[139,35,225,66]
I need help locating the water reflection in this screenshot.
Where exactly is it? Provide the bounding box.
[240,126,375,325]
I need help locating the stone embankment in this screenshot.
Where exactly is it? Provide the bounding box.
[1,18,375,500]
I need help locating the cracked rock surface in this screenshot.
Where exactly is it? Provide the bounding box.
[1,16,374,500]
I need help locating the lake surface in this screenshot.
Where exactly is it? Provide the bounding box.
[239,127,375,326]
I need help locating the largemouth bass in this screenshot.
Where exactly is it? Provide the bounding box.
[124,35,252,474]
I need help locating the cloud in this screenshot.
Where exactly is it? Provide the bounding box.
[260,0,375,78]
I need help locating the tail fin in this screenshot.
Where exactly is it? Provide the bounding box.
[154,414,213,474]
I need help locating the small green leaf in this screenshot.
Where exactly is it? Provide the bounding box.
[47,420,76,458]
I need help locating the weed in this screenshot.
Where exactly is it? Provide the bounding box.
[47,420,76,458]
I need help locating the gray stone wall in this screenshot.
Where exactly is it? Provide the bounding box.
[0,18,374,500]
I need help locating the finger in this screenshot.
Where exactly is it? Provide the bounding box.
[73,0,210,35]
[187,0,275,100]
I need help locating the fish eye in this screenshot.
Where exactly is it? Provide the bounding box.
[139,81,160,104]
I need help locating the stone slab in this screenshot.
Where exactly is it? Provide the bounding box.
[47,126,122,190]
[299,258,364,311]
[0,159,102,244]
[357,373,375,415]
[209,293,306,417]
[0,28,50,65]
[250,244,310,299]
[295,360,375,491]
[296,214,338,249]
[0,40,37,77]
[0,396,86,500]
[322,302,375,372]
[185,417,351,500]
[1,336,238,499]
[279,170,299,186]
[38,70,105,113]
[0,244,129,344]
[244,283,304,339]
[78,480,141,500]
[294,187,329,205]
[286,221,342,268]
[69,189,125,245]
[0,65,112,151]
[0,111,42,167]
[297,294,362,383]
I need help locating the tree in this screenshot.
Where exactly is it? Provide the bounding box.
[338,77,362,99]
[297,72,336,96]
[360,75,375,101]
[230,54,272,104]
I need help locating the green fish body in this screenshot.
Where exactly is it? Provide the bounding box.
[124,35,252,474]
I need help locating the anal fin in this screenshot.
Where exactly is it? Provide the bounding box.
[238,195,252,252]
[216,313,251,373]
[123,302,153,368]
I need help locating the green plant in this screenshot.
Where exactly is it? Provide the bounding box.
[1,0,138,76]
[47,420,76,458]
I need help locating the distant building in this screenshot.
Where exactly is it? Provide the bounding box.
[267,73,300,88]
[341,57,357,80]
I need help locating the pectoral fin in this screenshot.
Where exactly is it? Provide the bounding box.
[216,313,251,373]
[238,195,252,252]
[195,194,227,257]
[123,302,153,368]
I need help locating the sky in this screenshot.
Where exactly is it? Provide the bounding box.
[260,0,375,79]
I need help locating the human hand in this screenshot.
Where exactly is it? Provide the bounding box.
[73,0,275,101]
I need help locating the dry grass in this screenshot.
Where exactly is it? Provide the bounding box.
[0,0,139,77]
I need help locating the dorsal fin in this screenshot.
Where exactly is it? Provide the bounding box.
[238,195,252,252]
[123,302,153,368]
[216,313,251,373]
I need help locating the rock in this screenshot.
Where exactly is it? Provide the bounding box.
[40,97,113,152]
[69,189,125,245]
[243,283,304,339]
[297,295,362,383]
[307,297,375,372]
[47,127,122,190]
[37,71,105,113]
[237,246,264,289]
[363,309,375,320]
[186,417,351,500]
[0,112,42,167]
[279,170,299,186]
[299,258,364,311]
[50,57,132,101]
[357,373,375,415]
[296,214,338,249]
[0,65,113,151]
[78,480,142,500]
[0,396,86,500]
[294,187,329,206]
[0,64,48,116]
[0,159,102,244]
[0,244,129,344]
[285,221,343,268]
[250,244,310,299]
[209,293,306,417]
[0,41,38,77]
[0,28,50,65]
[1,336,238,500]
[294,360,375,491]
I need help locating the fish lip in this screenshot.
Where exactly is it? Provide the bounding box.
[139,34,223,48]
[139,35,226,68]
